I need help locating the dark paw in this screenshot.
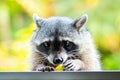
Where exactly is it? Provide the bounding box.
[63,60,74,71]
[63,59,83,71]
[37,66,54,72]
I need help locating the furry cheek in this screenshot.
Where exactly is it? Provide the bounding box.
[47,54,54,65]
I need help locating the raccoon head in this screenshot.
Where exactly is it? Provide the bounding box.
[31,14,88,65]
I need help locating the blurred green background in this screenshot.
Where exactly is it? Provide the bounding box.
[0,0,120,71]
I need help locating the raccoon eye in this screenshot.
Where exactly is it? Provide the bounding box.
[41,41,50,49]
[37,41,51,52]
[62,40,74,51]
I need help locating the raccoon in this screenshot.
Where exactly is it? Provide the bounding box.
[30,14,101,72]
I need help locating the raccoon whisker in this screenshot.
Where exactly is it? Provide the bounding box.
[67,49,80,54]
[40,56,46,58]
[40,54,48,59]
[40,56,48,60]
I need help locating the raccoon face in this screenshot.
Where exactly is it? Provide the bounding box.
[32,14,88,65]
[36,37,79,65]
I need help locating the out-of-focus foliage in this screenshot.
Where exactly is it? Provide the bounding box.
[0,0,120,71]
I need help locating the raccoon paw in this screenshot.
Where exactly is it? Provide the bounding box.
[63,59,84,71]
[37,66,54,72]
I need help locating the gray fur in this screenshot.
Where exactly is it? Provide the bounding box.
[30,14,101,71]
[31,16,87,45]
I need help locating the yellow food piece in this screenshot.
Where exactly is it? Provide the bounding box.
[55,64,64,71]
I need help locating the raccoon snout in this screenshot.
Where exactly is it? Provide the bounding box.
[53,57,63,64]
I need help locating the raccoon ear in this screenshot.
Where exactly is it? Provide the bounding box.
[73,14,88,32]
[33,13,43,28]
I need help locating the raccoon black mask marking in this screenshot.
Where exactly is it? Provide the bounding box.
[36,29,79,56]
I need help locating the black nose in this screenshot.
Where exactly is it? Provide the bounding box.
[53,57,63,64]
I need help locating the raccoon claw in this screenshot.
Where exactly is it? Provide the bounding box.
[37,66,54,72]
[63,59,84,71]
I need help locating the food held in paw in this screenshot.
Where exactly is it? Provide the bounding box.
[55,64,64,71]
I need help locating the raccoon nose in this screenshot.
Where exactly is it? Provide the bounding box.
[53,57,63,64]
